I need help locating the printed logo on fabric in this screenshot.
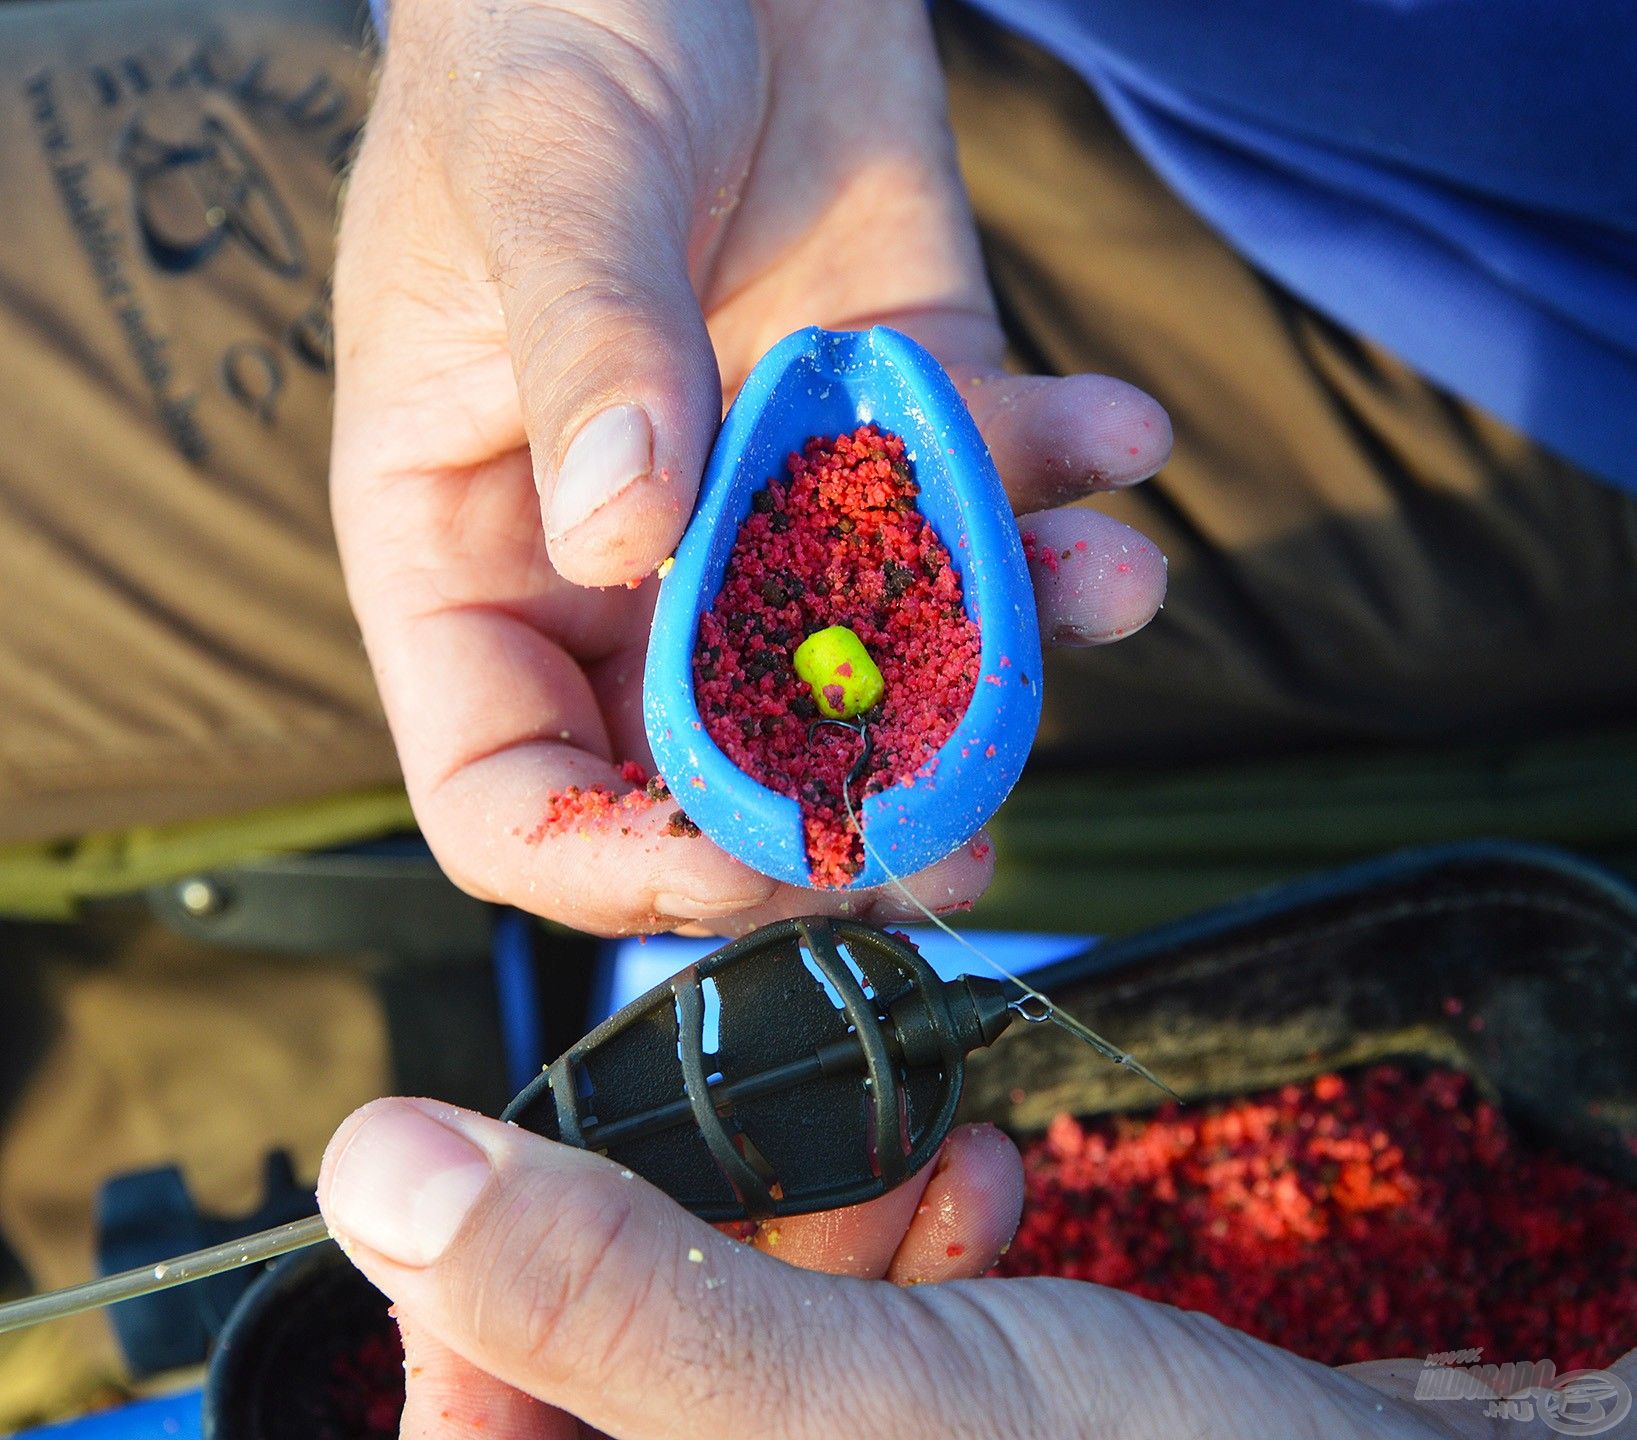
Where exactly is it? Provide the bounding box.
[25,32,360,455]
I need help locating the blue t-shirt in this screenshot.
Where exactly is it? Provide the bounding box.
[971,0,1637,492]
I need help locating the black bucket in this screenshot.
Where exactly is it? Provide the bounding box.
[201,1243,403,1440]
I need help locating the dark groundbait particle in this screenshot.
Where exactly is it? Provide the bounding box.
[663,810,702,838]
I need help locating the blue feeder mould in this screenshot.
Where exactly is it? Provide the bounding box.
[644,326,1042,891]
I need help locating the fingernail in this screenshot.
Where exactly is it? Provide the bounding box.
[1049,622,1099,647]
[548,404,652,541]
[323,1100,492,1267]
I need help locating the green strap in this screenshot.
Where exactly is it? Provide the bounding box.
[0,788,416,919]
[3,727,1634,930]
[981,726,1637,933]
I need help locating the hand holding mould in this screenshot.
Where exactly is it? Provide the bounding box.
[330,0,1171,935]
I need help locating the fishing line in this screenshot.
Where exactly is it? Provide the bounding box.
[816,717,1180,1102]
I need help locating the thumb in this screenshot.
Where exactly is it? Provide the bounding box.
[437,9,750,588]
[501,208,722,588]
[318,1099,1017,1440]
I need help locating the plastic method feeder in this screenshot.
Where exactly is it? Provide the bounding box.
[644,326,1042,890]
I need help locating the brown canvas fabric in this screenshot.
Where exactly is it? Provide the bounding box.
[940,3,1637,768]
[0,0,395,846]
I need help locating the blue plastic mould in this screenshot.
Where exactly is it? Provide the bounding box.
[643,326,1042,890]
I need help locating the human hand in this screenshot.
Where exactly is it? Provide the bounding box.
[318,1098,1510,1440]
[330,0,1171,936]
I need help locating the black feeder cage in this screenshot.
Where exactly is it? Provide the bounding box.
[502,916,1015,1220]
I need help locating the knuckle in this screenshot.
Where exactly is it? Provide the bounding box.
[642,1262,797,1429]
[911,1283,1059,1434]
[520,1187,644,1366]
[508,273,693,450]
[461,1180,643,1370]
[452,41,664,210]
[510,271,658,371]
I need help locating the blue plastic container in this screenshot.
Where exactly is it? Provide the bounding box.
[643,326,1041,890]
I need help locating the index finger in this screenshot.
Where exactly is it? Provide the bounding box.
[355,593,782,932]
